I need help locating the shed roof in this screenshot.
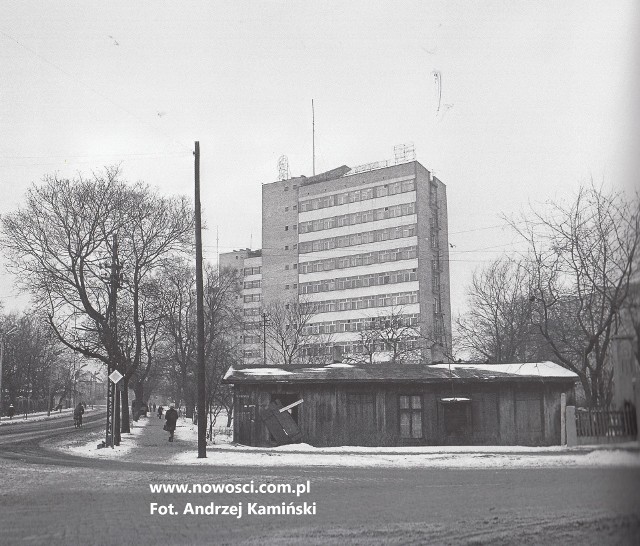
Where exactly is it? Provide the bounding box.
[223,361,578,385]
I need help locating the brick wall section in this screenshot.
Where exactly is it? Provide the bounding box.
[434,175,453,359]
[261,178,301,308]
[414,163,435,363]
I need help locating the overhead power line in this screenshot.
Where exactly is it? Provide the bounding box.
[0,29,192,154]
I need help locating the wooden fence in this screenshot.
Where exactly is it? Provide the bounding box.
[575,408,637,444]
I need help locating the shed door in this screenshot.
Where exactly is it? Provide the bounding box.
[515,392,543,445]
[237,393,255,446]
[347,393,376,445]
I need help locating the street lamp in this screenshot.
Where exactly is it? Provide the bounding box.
[0,326,18,420]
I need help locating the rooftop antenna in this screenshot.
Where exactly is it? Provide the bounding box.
[277,155,290,181]
[394,142,416,164]
[312,99,315,176]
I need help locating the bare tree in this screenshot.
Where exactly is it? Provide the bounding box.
[261,298,320,367]
[455,257,550,363]
[0,310,70,415]
[0,168,194,432]
[508,185,640,407]
[158,260,242,420]
[343,307,428,365]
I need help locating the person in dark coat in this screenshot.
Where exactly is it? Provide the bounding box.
[73,402,85,427]
[7,404,15,419]
[157,405,163,419]
[164,405,178,442]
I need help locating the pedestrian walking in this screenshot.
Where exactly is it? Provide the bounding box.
[157,405,163,419]
[7,404,15,419]
[73,402,84,428]
[152,403,156,412]
[164,405,178,442]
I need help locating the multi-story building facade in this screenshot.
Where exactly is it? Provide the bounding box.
[222,158,452,364]
[219,248,263,363]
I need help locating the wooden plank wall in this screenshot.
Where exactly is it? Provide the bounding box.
[234,382,571,447]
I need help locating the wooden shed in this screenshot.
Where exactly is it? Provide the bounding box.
[223,361,577,447]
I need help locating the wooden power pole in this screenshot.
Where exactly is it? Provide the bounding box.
[194,141,207,458]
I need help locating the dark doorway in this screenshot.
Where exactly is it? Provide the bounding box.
[236,393,255,446]
[440,400,472,445]
[347,393,376,444]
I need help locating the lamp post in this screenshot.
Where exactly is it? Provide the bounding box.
[0,326,18,420]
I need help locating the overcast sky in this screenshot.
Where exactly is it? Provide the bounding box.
[1,1,638,318]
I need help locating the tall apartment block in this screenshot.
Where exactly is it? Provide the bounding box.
[219,248,263,361]
[221,158,452,364]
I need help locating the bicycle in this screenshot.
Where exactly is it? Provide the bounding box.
[74,414,83,428]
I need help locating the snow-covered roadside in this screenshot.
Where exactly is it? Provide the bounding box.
[50,416,150,459]
[172,444,640,469]
[169,420,640,468]
[48,415,640,469]
[0,406,102,426]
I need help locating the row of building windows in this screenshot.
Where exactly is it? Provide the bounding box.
[299,179,416,212]
[243,266,262,276]
[302,338,422,357]
[243,294,261,303]
[243,307,262,317]
[302,313,420,335]
[299,268,418,295]
[299,224,417,254]
[299,246,417,274]
[243,349,262,358]
[243,335,260,344]
[304,291,419,314]
[298,202,416,234]
[243,279,261,289]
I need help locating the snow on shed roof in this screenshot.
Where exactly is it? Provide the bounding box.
[430,361,578,379]
[223,361,578,384]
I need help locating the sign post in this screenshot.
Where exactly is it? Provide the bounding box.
[107,370,123,448]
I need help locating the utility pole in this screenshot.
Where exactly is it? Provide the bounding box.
[194,141,207,458]
[263,313,268,366]
[105,234,121,447]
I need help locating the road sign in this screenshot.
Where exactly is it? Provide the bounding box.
[109,370,123,384]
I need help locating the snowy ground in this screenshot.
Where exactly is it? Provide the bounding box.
[54,415,150,458]
[0,406,102,426]
[49,415,640,469]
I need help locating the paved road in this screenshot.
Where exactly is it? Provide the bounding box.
[1,420,638,545]
[0,410,105,446]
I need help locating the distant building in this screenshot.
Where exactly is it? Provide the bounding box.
[221,155,452,365]
[611,275,640,409]
[219,248,263,363]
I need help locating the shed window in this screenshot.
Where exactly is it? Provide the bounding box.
[444,404,468,436]
[399,395,422,438]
